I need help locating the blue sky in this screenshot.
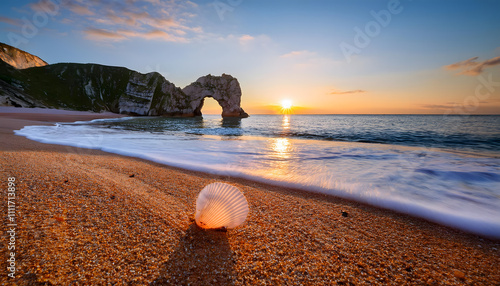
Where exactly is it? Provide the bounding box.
[1,0,499,114]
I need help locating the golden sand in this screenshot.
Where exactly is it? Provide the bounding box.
[1,112,499,285]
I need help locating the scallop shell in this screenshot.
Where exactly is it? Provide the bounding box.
[195,182,249,229]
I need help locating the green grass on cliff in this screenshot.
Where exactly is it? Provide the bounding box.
[0,61,135,111]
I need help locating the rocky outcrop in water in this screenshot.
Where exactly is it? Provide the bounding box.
[0,43,48,69]
[0,42,249,117]
[183,74,249,118]
[182,74,248,118]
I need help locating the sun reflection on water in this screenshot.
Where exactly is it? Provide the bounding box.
[260,137,292,177]
[272,137,291,157]
[282,115,290,130]
[253,115,297,178]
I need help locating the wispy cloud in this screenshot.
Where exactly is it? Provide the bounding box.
[219,34,271,50]
[185,1,198,8]
[280,50,316,58]
[28,0,202,43]
[421,99,500,110]
[444,55,500,76]
[84,28,126,41]
[420,103,456,109]
[329,89,366,95]
[29,0,60,14]
[65,2,94,16]
[0,16,22,26]
[123,29,187,42]
[445,57,478,70]
[238,34,254,46]
[84,27,187,42]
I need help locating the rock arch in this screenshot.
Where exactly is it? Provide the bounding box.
[182,74,249,118]
[192,96,220,116]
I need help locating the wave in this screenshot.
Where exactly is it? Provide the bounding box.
[271,131,500,153]
[415,169,500,182]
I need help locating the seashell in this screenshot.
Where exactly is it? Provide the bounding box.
[195,182,249,229]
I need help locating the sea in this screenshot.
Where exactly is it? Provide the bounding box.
[15,114,500,238]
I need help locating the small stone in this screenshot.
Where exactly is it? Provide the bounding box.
[341,211,348,217]
[110,195,116,200]
[129,174,135,177]
[453,269,465,280]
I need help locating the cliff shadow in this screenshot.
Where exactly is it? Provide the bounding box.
[151,223,236,285]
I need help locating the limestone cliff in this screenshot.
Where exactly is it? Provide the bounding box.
[0,43,48,69]
[183,74,249,118]
[0,43,249,117]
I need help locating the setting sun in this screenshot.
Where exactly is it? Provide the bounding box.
[281,99,292,109]
[281,99,293,114]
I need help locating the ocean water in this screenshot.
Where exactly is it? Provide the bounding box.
[15,115,500,238]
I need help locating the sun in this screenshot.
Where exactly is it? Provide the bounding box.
[280,99,293,114]
[281,99,293,109]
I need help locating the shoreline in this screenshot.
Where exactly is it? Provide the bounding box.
[12,113,500,239]
[1,110,499,285]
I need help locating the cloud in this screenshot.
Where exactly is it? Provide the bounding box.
[444,57,478,70]
[444,55,500,76]
[84,28,126,41]
[29,0,60,13]
[84,27,187,42]
[0,16,22,26]
[217,34,270,50]
[102,10,155,27]
[126,29,187,42]
[238,34,254,45]
[420,104,456,109]
[329,89,366,95]
[147,16,182,30]
[280,50,316,58]
[173,29,186,36]
[43,0,202,43]
[185,1,198,8]
[65,2,94,16]
[421,100,500,111]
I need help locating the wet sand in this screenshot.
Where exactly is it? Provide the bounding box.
[1,110,499,285]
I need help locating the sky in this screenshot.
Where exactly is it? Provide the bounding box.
[1,0,499,114]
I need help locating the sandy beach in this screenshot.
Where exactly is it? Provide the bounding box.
[1,110,499,285]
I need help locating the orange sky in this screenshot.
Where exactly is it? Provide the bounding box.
[202,65,500,115]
